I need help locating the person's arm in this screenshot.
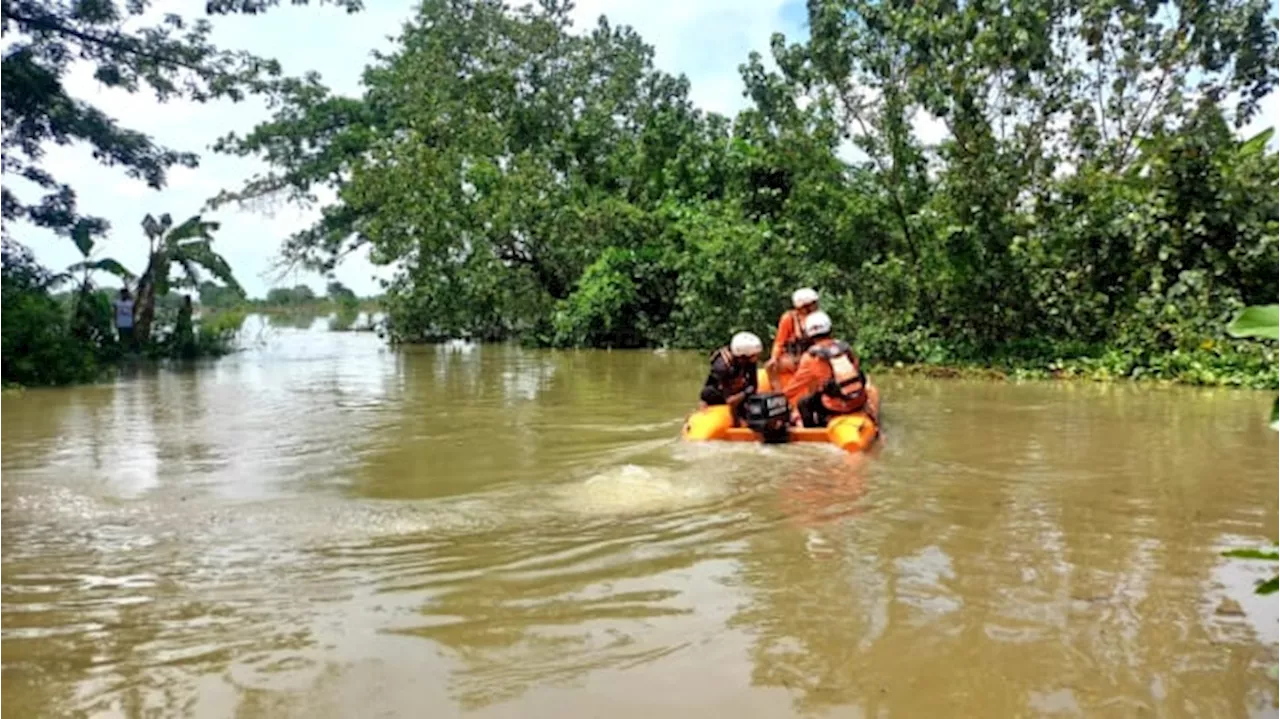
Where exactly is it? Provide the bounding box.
[700,357,732,405]
[722,365,758,409]
[783,356,821,405]
[770,313,793,362]
[864,381,881,423]
[700,380,726,405]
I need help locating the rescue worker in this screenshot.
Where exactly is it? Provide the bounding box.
[782,311,880,428]
[766,287,820,388]
[699,331,764,415]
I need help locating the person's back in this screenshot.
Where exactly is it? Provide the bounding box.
[783,311,879,427]
[771,309,808,362]
[784,337,832,404]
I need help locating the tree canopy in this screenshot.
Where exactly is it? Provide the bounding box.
[213,0,1278,385]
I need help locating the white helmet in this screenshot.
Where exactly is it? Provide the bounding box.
[730,331,764,358]
[792,287,819,309]
[803,310,832,337]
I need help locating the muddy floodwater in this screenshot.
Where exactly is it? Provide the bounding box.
[3,317,1277,718]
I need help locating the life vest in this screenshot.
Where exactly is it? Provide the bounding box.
[712,347,749,394]
[782,310,813,356]
[807,340,866,411]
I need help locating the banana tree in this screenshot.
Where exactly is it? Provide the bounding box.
[47,221,134,292]
[1227,304,1279,431]
[134,213,242,343]
[46,221,137,345]
[1221,303,1278,597]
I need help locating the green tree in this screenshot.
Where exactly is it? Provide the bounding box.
[134,213,241,343]
[799,0,1277,350]
[66,278,127,353]
[214,0,733,343]
[265,284,316,306]
[326,280,356,303]
[198,280,245,309]
[49,225,135,349]
[1,0,362,247]
[211,0,1279,390]
[325,279,359,329]
[1,239,99,385]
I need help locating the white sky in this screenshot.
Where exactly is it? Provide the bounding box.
[7,0,1277,298]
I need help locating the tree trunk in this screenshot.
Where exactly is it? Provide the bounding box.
[135,254,159,344]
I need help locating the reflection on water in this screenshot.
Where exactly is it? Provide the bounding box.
[2,318,1277,718]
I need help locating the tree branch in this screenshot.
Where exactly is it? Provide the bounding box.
[837,83,920,268]
[1113,20,1188,171]
[2,7,212,76]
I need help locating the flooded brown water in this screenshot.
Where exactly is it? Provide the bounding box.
[3,317,1277,718]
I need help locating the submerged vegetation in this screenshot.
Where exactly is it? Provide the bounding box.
[1,236,245,388]
[1,0,363,387]
[205,0,1279,389]
[0,214,247,386]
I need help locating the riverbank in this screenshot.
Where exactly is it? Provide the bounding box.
[6,291,1275,393]
[866,346,1279,390]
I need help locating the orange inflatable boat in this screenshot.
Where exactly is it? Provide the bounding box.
[680,369,879,453]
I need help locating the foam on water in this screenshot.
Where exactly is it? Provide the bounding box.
[554,463,734,516]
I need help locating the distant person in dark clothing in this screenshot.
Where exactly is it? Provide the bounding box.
[175,295,196,358]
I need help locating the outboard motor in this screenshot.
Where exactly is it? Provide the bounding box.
[741,392,791,444]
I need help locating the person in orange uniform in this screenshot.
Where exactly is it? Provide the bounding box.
[765,287,820,389]
[782,311,880,427]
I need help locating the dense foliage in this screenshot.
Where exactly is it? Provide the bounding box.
[1,239,105,385]
[1,225,245,388]
[192,1,1280,387]
[265,284,317,305]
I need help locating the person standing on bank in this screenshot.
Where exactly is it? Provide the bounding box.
[112,286,135,351]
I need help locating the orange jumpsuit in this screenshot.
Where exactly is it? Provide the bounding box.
[784,338,881,418]
[770,309,808,363]
[784,337,838,405]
